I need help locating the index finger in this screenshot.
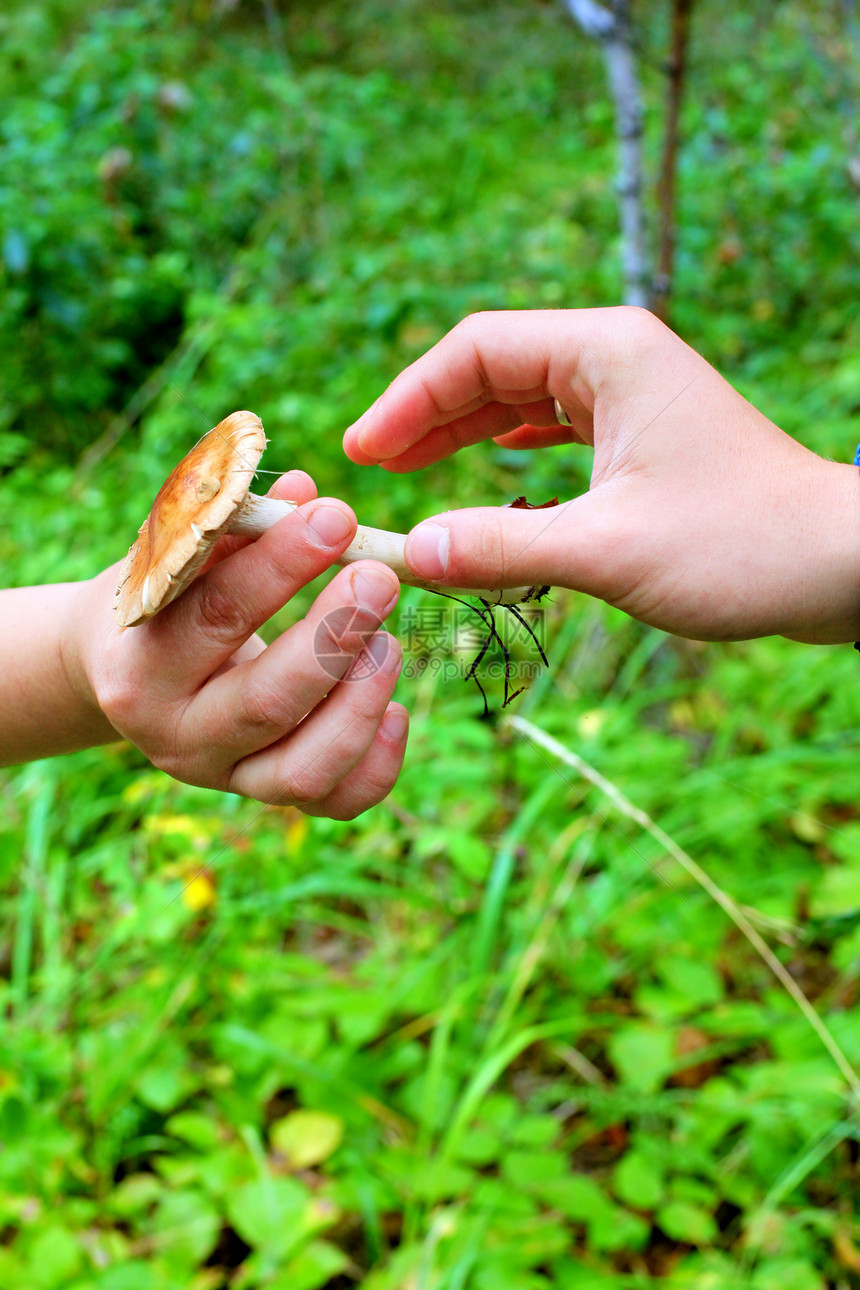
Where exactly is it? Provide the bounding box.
[343,309,602,466]
[121,497,361,696]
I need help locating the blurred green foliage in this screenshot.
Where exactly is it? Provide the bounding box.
[2,1,860,1287]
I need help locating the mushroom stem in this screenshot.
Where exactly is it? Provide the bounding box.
[113,411,551,630]
[232,493,543,606]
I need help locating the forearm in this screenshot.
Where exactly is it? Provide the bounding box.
[0,582,117,767]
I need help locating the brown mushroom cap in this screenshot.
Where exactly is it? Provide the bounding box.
[114,411,267,628]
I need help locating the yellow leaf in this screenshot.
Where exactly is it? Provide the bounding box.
[789,810,826,844]
[271,1110,344,1169]
[145,814,221,846]
[577,709,607,739]
[284,809,309,856]
[144,813,198,838]
[182,872,217,912]
[121,773,167,805]
[669,699,697,730]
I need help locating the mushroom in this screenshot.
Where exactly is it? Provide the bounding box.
[114,410,547,628]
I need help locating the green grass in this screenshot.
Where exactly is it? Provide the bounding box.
[2,1,860,1287]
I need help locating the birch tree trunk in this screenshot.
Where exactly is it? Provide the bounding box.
[564,0,651,307]
[653,0,694,322]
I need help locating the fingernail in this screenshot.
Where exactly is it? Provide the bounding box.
[367,632,402,677]
[344,438,376,467]
[308,505,353,548]
[350,565,399,616]
[382,705,409,741]
[406,523,449,579]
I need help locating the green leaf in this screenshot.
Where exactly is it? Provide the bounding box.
[454,1125,500,1166]
[270,1240,349,1290]
[165,1111,221,1151]
[750,1260,826,1290]
[225,1176,311,1255]
[657,1200,717,1246]
[608,1024,676,1093]
[20,1225,83,1289]
[150,1189,220,1266]
[533,1173,610,1221]
[589,1206,650,1253]
[555,1262,621,1289]
[90,1264,157,1290]
[502,1150,566,1188]
[134,1047,197,1113]
[656,955,724,1009]
[811,864,860,918]
[508,1114,560,1148]
[0,1095,27,1142]
[613,1150,665,1210]
[107,1174,163,1218]
[824,823,860,866]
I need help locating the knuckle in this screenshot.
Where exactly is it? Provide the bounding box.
[148,748,184,781]
[239,677,289,735]
[328,760,400,822]
[614,305,668,351]
[193,580,248,644]
[93,672,135,730]
[284,765,330,807]
[128,728,182,782]
[343,702,382,747]
[326,798,367,822]
[617,303,656,326]
[258,515,312,573]
[283,704,382,809]
[314,606,377,659]
[473,513,508,572]
[353,768,396,813]
[313,612,351,658]
[93,669,179,772]
[453,311,491,344]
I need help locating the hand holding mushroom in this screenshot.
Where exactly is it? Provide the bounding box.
[0,464,409,819]
[0,401,547,804]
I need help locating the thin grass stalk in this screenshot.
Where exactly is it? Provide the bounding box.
[487,822,596,1045]
[507,714,860,1101]
[11,766,55,1016]
[439,1016,587,1167]
[470,777,558,979]
[404,979,480,1245]
[737,1119,860,1279]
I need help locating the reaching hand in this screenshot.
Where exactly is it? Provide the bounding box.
[344,308,860,645]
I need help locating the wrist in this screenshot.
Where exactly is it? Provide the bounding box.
[0,578,117,767]
[785,458,860,645]
[63,571,123,744]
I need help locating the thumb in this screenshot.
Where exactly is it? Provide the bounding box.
[404,493,629,600]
